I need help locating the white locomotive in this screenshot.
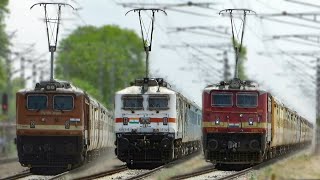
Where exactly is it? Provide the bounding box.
[114,78,202,166]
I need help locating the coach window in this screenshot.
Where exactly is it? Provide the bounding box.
[122,95,143,110]
[148,95,169,110]
[27,94,48,110]
[53,95,74,111]
[211,93,233,107]
[236,93,258,108]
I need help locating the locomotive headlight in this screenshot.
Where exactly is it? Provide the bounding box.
[248,118,254,125]
[215,118,220,125]
[239,114,243,118]
[45,84,56,91]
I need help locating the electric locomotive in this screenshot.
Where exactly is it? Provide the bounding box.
[16,80,114,174]
[202,78,313,165]
[114,78,202,167]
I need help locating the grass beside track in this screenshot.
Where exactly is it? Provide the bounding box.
[256,153,320,179]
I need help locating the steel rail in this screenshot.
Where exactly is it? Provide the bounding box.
[127,151,201,180]
[126,165,165,180]
[0,169,32,180]
[72,165,128,180]
[169,165,216,180]
[218,167,252,180]
[48,171,70,180]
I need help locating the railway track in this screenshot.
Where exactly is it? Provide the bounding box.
[218,167,252,180]
[0,169,32,180]
[127,151,202,180]
[69,165,128,180]
[169,165,216,180]
[168,147,310,180]
[126,165,165,180]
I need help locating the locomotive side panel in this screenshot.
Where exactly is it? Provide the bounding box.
[176,94,201,143]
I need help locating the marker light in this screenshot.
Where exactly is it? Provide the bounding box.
[215,118,220,125]
[163,117,168,125]
[123,117,128,125]
[248,118,254,125]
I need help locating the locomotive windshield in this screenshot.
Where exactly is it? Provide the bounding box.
[54,95,74,110]
[148,96,169,110]
[123,95,143,110]
[212,93,233,107]
[27,95,48,110]
[236,93,258,108]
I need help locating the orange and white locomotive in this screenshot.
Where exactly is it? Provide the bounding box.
[16,80,114,174]
[202,78,313,165]
[114,78,202,167]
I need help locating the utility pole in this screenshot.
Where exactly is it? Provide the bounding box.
[32,64,37,86]
[316,58,320,153]
[31,3,75,82]
[126,8,167,78]
[219,9,256,79]
[317,58,320,120]
[20,57,25,87]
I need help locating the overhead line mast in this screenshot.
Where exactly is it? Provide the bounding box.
[30,3,75,82]
[219,9,256,79]
[126,8,167,78]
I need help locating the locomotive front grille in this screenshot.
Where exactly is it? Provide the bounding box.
[17,135,83,167]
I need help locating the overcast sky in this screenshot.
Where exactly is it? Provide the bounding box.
[6,0,319,122]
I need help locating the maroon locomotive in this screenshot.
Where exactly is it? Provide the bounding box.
[202,78,313,165]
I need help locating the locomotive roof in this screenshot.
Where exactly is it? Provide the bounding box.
[116,77,200,109]
[17,80,111,114]
[204,79,313,127]
[116,85,176,95]
[203,78,266,93]
[17,80,85,95]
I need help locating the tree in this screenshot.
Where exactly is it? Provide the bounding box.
[232,39,248,80]
[55,25,145,108]
[0,0,9,89]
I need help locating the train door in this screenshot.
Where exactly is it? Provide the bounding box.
[267,95,272,142]
[84,98,90,148]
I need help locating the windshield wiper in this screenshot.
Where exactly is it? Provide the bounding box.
[54,103,64,113]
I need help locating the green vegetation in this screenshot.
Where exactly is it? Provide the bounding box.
[0,0,9,90]
[232,39,248,80]
[55,25,145,108]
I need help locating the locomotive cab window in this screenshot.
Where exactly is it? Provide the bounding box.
[53,95,74,111]
[236,93,258,108]
[211,93,233,107]
[27,95,48,110]
[122,95,143,110]
[148,95,169,110]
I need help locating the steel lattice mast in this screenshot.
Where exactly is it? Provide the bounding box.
[30,3,75,82]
